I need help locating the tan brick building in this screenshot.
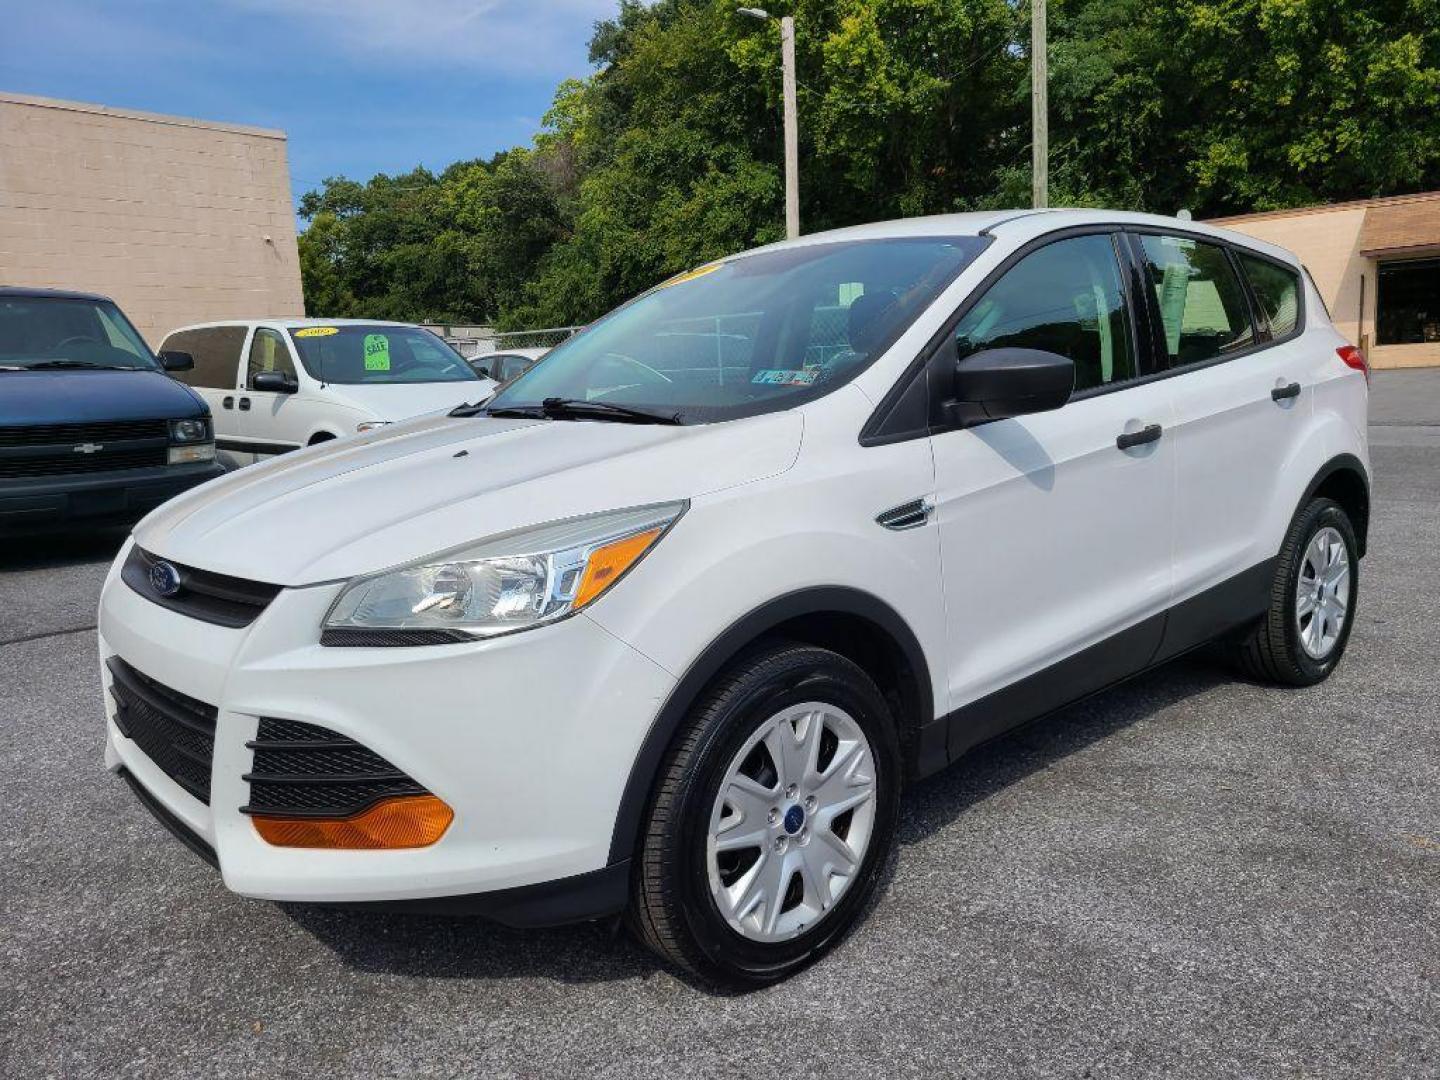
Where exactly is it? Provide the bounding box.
[0,92,303,348]
[1212,192,1440,370]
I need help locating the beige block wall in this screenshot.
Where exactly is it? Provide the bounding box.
[0,92,304,348]
[1214,204,1440,370]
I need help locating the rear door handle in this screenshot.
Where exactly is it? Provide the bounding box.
[1271,381,1301,402]
[238,397,251,411]
[1116,423,1163,450]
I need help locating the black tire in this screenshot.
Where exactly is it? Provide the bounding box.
[1229,497,1359,686]
[628,642,901,986]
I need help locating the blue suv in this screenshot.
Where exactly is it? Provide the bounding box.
[0,287,223,534]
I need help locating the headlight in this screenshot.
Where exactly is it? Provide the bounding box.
[356,420,390,434]
[322,501,687,641]
[169,418,211,443]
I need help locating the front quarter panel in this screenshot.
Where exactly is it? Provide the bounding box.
[584,385,947,738]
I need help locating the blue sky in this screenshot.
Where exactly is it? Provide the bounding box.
[2,0,617,207]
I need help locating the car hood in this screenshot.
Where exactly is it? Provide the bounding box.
[321,380,495,422]
[135,409,803,585]
[0,369,205,424]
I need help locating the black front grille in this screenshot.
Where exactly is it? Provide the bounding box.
[0,419,169,478]
[242,718,428,818]
[121,545,282,629]
[0,419,169,446]
[107,657,217,805]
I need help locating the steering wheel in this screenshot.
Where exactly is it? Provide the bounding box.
[53,335,101,349]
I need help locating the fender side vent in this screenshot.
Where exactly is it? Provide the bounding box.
[876,498,932,531]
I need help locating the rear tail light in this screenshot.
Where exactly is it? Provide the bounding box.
[1337,344,1369,384]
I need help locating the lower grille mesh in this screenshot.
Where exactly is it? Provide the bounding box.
[242,718,428,818]
[107,658,217,804]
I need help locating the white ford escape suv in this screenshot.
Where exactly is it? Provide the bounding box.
[98,210,1370,985]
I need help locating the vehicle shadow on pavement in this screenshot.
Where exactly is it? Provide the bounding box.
[282,657,1229,993]
[280,901,666,985]
[0,527,128,571]
[894,655,1229,849]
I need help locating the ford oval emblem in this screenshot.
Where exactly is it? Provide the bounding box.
[148,560,182,598]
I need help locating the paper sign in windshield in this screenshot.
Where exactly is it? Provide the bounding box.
[294,326,339,338]
[363,333,392,371]
[752,369,819,387]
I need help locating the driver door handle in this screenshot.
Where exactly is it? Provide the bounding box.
[238,397,251,411]
[222,396,234,410]
[1116,423,1163,450]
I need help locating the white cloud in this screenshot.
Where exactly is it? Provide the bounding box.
[226,0,618,75]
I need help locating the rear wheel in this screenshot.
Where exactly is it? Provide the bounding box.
[628,643,900,985]
[1230,497,1359,686]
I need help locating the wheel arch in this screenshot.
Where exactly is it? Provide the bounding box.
[307,428,339,446]
[1301,453,1370,557]
[606,586,933,866]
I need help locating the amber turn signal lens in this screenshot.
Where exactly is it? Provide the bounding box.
[573,526,664,609]
[252,794,454,849]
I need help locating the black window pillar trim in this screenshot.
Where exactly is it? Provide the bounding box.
[860,223,1126,447]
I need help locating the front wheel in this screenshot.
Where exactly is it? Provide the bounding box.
[628,643,901,986]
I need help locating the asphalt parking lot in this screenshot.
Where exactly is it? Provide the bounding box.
[2,371,1437,1079]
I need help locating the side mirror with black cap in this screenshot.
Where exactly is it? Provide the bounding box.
[946,347,1075,427]
[158,350,194,372]
[252,370,299,394]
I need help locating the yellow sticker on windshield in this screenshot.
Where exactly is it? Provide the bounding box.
[293,326,339,338]
[363,333,391,371]
[659,262,722,289]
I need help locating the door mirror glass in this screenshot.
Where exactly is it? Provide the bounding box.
[251,370,298,393]
[158,350,194,372]
[949,347,1074,426]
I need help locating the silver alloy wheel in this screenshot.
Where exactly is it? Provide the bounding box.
[705,701,877,943]
[1296,525,1350,659]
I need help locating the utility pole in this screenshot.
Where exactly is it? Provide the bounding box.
[781,15,800,238]
[1031,0,1048,209]
[739,7,800,238]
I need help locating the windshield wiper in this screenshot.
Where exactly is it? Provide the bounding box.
[484,397,684,425]
[25,359,135,371]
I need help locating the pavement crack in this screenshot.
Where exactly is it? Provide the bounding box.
[0,624,97,647]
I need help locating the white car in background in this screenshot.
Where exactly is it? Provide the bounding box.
[158,319,496,468]
[469,347,549,384]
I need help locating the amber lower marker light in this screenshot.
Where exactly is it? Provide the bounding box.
[252,794,454,849]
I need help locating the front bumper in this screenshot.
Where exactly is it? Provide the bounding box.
[0,461,224,533]
[98,541,675,920]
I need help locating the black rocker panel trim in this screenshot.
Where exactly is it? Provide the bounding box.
[934,557,1279,772]
[604,586,933,867]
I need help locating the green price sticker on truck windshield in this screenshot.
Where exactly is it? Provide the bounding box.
[363,333,391,371]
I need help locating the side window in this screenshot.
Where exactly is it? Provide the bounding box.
[247,328,296,388]
[1136,235,1256,364]
[1237,253,1301,340]
[954,234,1137,392]
[160,326,247,388]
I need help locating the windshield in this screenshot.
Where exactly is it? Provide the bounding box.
[287,325,480,385]
[0,297,158,370]
[486,236,988,423]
